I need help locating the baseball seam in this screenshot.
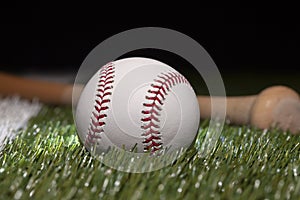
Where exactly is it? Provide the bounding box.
[84,63,115,149]
[141,71,190,153]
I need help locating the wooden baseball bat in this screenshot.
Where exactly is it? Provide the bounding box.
[197,87,300,134]
[0,72,76,105]
[0,72,299,134]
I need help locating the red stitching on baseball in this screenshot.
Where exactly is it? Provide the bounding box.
[141,71,191,153]
[85,63,115,148]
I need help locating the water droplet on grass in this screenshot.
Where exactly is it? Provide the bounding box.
[91,186,97,193]
[276,168,280,173]
[158,184,164,191]
[14,189,23,200]
[264,185,272,193]
[198,174,203,181]
[114,180,120,187]
[277,180,285,189]
[254,179,260,188]
[29,190,35,197]
[236,188,242,194]
[261,165,266,172]
[275,191,281,200]
[104,169,112,175]
[102,178,109,190]
[292,167,298,177]
[218,181,222,187]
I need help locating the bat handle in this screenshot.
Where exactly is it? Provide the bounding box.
[0,72,83,105]
[197,95,257,125]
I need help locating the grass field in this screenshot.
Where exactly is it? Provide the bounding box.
[0,104,299,200]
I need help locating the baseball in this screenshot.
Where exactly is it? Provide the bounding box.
[75,57,200,154]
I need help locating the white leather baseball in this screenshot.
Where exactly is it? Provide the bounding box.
[75,57,200,154]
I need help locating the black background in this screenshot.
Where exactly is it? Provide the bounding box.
[0,6,299,94]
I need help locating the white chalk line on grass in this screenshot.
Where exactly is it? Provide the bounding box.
[0,96,42,151]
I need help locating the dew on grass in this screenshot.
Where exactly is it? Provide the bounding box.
[2,104,300,199]
[158,184,164,191]
[51,180,57,188]
[177,187,182,193]
[215,161,221,169]
[130,157,135,162]
[292,167,298,177]
[104,169,112,175]
[34,128,40,135]
[236,188,242,194]
[218,181,222,187]
[102,178,109,190]
[91,186,97,193]
[40,162,45,170]
[114,180,120,187]
[220,135,225,142]
[261,165,266,172]
[198,174,203,181]
[275,190,281,200]
[238,128,242,136]
[265,185,272,193]
[176,166,182,175]
[14,189,23,200]
[277,180,285,189]
[26,178,34,190]
[254,179,260,188]
[287,183,295,192]
[29,190,35,197]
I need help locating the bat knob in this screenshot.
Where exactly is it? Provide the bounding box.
[250,86,300,134]
[273,98,300,134]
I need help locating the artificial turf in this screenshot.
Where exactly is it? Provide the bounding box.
[0,105,299,200]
